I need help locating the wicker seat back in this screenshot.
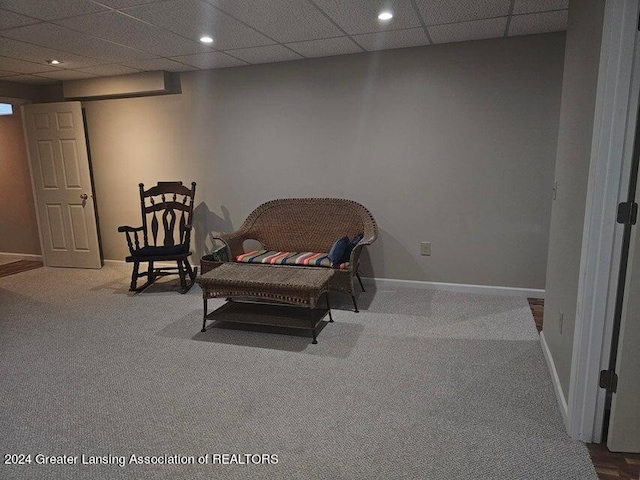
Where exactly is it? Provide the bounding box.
[242,198,375,253]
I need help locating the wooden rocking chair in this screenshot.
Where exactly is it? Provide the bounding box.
[118,181,197,293]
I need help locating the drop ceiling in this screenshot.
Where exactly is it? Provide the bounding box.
[0,0,569,85]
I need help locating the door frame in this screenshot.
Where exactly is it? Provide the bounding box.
[20,104,46,266]
[568,0,640,443]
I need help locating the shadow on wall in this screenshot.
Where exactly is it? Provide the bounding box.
[192,202,233,259]
[363,228,426,281]
[359,247,374,278]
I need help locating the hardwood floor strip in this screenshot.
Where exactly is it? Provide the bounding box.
[588,443,640,479]
[527,297,544,333]
[0,260,43,278]
[595,466,621,477]
[526,298,640,479]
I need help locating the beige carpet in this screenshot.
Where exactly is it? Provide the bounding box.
[0,264,597,479]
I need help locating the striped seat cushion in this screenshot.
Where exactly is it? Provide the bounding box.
[236,250,350,270]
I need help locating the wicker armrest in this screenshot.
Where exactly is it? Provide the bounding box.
[348,243,364,267]
[348,233,376,267]
[213,230,251,260]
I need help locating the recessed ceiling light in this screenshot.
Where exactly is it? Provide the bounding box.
[378,11,393,21]
[200,36,214,44]
[47,59,61,65]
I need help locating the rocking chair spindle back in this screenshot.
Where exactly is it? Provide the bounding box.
[118,181,198,294]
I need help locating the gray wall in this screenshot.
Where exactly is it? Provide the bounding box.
[83,32,565,288]
[0,107,41,255]
[543,2,606,397]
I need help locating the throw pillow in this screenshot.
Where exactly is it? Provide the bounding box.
[342,233,364,263]
[328,236,350,266]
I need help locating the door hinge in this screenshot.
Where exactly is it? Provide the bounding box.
[617,202,638,225]
[599,370,618,393]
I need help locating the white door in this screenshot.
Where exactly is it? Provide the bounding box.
[607,155,640,453]
[22,102,101,268]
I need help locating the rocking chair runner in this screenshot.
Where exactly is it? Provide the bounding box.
[118,181,197,293]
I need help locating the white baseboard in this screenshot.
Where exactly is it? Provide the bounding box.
[104,259,126,266]
[0,252,43,261]
[363,276,544,298]
[540,331,569,430]
[102,261,544,298]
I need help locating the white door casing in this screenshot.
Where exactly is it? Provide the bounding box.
[22,102,101,269]
[567,0,640,443]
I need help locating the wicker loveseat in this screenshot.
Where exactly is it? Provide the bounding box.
[214,198,378,312]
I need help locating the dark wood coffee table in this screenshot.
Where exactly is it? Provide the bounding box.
[196,263,335,344]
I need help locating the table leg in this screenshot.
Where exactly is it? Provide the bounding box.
[351,294,359,313]
[326,291,333,322]
[201,296,208,332]
[311,308,318,344]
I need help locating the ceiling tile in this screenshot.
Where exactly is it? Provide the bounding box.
[429,17,507,44]
[0,0,576,85]
[0,8,40,29]
[512,0,569,14]
[353,27,429,51]
[124,0,274,50]
[0,0,108,21]
[286,36,362,58]
[171,51,247,68]
[226,45,303,64]
[508,10,568,36]
[55,11,208,57]
[417,0,511,25]
[312,0,420,35]
[210,0,344,43]
[120,57,198,72]
[0,38,102,69]
[1,23,156,62]
[76,64,141,75]
[35,70,98,80]
[0,55,58,74]
[1,74,59,84]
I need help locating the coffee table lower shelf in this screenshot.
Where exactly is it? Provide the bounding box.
[201,300,333,344]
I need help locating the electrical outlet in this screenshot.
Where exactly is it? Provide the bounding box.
[421,241,431,256]
[559,312,564,334]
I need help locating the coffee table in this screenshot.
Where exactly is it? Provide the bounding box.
[196,263,335,344]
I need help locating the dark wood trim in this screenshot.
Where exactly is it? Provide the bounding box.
[0,260,43,278]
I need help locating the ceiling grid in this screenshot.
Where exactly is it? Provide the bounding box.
[0,0,569,85]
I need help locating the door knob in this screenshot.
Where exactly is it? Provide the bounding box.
[80,193,88,200]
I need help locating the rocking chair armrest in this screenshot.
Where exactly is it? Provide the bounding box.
[118,225,145,255]
[181,224,193,249]
[117,225,144,233]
